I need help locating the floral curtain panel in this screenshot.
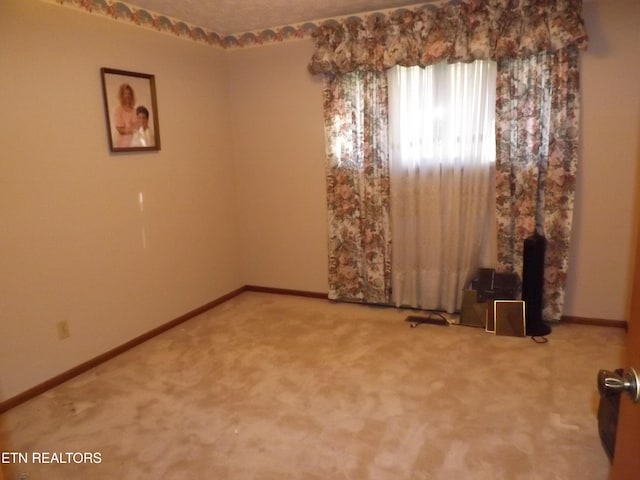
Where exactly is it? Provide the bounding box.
[323,72,392,304]
[308,0,588,75]
[495,47,581,322]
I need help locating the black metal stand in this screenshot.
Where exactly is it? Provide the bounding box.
[405,312,449,328]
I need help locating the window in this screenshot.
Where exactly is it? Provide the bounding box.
[387,60,498,312]
[387,61,497,169]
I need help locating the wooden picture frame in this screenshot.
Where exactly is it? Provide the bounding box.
[492,300,527,337]
[101,68,161,152]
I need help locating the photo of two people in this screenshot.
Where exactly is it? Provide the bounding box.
[101,68,160,152]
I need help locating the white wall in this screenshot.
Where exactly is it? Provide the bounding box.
[227,41,329,293]
[564,0,640,320]
[0,0,242,401]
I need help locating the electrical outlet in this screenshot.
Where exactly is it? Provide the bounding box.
[56,320,71,340]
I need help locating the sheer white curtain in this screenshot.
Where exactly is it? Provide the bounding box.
[387,61,497,313]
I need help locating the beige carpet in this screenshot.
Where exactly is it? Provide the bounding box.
[0,292,626,479]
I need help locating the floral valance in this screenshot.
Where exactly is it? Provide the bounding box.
[308,0,588,74]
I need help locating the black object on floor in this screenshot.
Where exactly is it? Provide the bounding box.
[522,233,552,337]
[597,368,623,463]
[405,313,449,328]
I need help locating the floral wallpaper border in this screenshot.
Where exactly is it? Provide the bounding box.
[48,0,425,50]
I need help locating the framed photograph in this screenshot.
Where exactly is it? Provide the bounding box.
[101,68,161,152]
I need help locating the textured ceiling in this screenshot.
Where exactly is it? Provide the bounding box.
[126,0,433,35]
